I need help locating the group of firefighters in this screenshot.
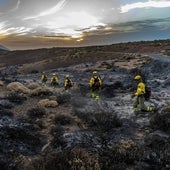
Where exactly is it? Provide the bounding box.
[41,72,73,92]
[41,71,155,113]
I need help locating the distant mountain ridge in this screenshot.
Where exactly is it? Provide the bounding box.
[0,44,10,51]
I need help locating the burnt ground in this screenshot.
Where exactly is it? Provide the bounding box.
[0,43,170,170]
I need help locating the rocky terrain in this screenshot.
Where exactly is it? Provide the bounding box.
[0,40,170,170]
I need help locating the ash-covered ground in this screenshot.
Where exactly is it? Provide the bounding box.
[0,52,170,170]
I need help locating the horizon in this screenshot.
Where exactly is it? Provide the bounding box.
[1,38,170,51]
[0,0,170,50]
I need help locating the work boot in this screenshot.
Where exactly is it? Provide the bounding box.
[146,106,154,112]
[91,93,95,98]
[95,95,100,100]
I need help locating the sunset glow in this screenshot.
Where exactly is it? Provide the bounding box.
[0,0,169,50]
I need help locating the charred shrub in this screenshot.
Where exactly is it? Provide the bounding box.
[0,108,13,118]
[150,105,170,133]
[69,147,100,170]
[113,81,124,90]
[102,81,124,98]
[89,112,122,132]
[56,93,71,104]
[99,148,127,170]
[100,61,113,69]
[78,83,89,96]
[54,114,73,126]
[75,110,122,132]
[27,107,46,119]
[141,147,170,170]
[16,151,70,170]
[30,70,39,74]
[0,159,8,170]
[30,87,53,97]
[0,125,42,155]
[143,132,170,169]
[6,92,27,104]
[145,132,169,151]
[44,151,70,170]
[51,125,66,148]
[0,99,14,109]
[160,148,170,168]
[99,139,142,168]
[112,139,143,164]
[102,84,116,98]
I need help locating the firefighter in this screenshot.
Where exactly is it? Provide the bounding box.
[89,71,102,100]
[50,73,59,88]
[132,75,154,113]
[41,72,47,86]
[64,74,73,92]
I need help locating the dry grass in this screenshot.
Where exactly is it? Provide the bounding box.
[7,82,30,94]
[27,83,40,90]
[0,80,4,86]
[30,86,53,97]
[37,99,58,108]
[112,139,143,164]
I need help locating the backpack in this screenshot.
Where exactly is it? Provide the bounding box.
[51,77,58,85]
[93,77,100,87]
[66,79,72,87]
[43,75,47,82]
[144,86,151,100]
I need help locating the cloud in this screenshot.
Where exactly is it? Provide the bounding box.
[23,0,67,20]
[82,17,170,38]
[120,0,170,13]
[0,22,9,35]
[5,26,33,35]
[42,11,105,38]
[0,0,20,15]
[10,0,21,12]
[0,21,33,36]
[1,10,105,39]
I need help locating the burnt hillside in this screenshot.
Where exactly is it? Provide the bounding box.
[0,40,170,73]
[0,39,170,169]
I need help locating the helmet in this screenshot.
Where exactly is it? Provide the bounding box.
[93,71,97,74]
[134,75,142,80]
[66,74,70,78]
[52,73,56,76]
[42,72,45,74]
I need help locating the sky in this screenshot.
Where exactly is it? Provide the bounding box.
[0,0,170,50]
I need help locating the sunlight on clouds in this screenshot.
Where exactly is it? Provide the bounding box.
[76,38,83,42]
[33,35,72,41]
[0,22,33,37]
[0,22,9,36]
[46,12,105,29]
[120,0,170,13]
[44,11,105,38]
[6,27,33,35]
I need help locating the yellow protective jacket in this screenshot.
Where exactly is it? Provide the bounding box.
[89,76,102,88]
[135,82,146,96]
[50,76,59,84]
[41,74,47,82]
[64,78,72,87]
